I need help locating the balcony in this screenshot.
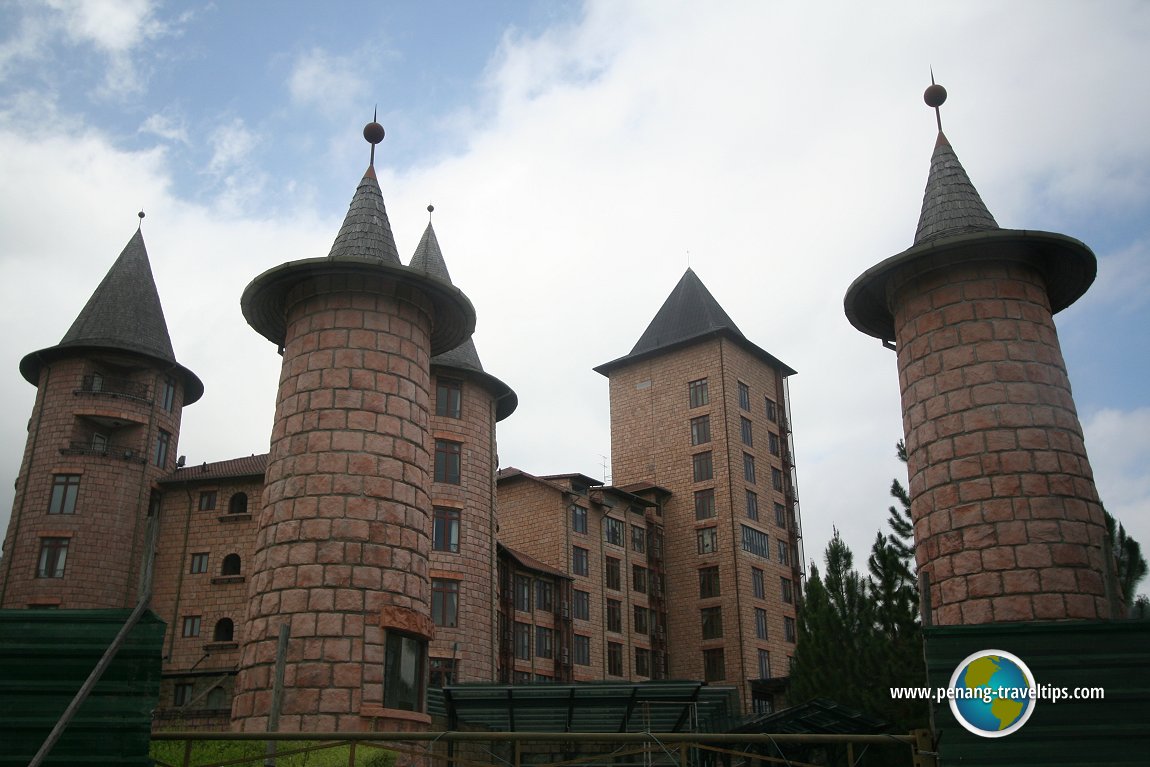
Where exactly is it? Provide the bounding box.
[74,375,151,403]
[59,441,146,464]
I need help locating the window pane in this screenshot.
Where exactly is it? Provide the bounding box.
[688,379,709,408]
[434,440,462,484]
[48,475,80,515]
[694,489,715,520]
[738,382,751,410]
[690,415,711,446]
[435,378,462,418]
[692,451,713,482]
[383,632,425,710]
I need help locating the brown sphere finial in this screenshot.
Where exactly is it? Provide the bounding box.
[363,121,385,145]
[924,83,947,108]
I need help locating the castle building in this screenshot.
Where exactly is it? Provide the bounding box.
[0,125,803,729]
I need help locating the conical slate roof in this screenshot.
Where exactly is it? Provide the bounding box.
[627,268,744,357]
[326,167,401,264]
[410,221,452,282]
[913,132,999,245]
[20,228,203,403]
[595,268,795,376]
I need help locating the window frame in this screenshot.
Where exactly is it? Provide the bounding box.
[741,525,770,559]
[743,453,756,484]
[47,474,80,515]
[435,377,463,419]
[692,451,714,482]
[432,506,461,553]
[698,565,721,599]
[606,598,623,633]
[573,589,590,620]
[383,630,426,711]
[434,439,462,484]
[604,517,625,547]
[605,557,621,591]
[571,505,588,534]
[694,488,716,520]
[432,578,460,627]
[181,615,201,638]
[572,546,589,576]
[740,416,754,447]
[190,552,209,574]
[701,606,723,640]
[738,381,751,410]
[696,527,718,555]
[690,415,711,446]
[36,537,70,578]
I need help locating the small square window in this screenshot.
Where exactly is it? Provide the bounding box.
[174,682,194,707]
[190,553,208,574]
[36,538,69,578]
[198,491,217,511]
[182,616,201,638]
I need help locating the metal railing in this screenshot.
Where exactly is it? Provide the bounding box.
[75,374,151,401]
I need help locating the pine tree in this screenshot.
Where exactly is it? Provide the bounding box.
[1104,508,1149,613]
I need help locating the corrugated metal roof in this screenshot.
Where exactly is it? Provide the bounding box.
[923,619,1150,765]
[0,609,165,766]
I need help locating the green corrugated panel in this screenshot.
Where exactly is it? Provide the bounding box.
[923,619,1150,765]
[0,609,165,766]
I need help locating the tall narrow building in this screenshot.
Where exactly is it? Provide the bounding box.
[1,224,202,609]
[595,268,803,713]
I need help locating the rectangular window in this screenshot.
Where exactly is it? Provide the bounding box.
[742,525,770,559]
[607,642,624,676]
[635,647,652,678]
[181,615,201,638]
[604,517,625,547]
[384,631,426,710]
[433,507,461,553]
[535,626,554,659]
[781,577,794,604]
[692,451,713,482]
[607,599,622,633]
[738,382,751,410]
[758,649,771,680]
[152,430,170,468]
[47,475,80,515]
[697,527,717,555]
[514,622,531,660]
[633,605,649,635]
[198,491,217,511]
[746,490,759,521]
[775,502,787,528]
[777,539,791,566]
[435,378,462,419]
[784,616,796,643]
[688,378,709,408]
[432,579,459,627]
[429,657,456,688]
[434,440,462,484]
[752,567,765,599]
[573,589,590,620]
[514,575,532,612]
[161,377,176,412]
[694,489,716,520]
[743,453,756,484]
[772,467,784,492]
[704,648,725,682]
[741,417,754,446]
[701,606,723,640]
[605,557,621,590]
[573,635,591,666]
[765,398,777,422]
[768,432,781,456]
[190,552,208,574]
[632,564,648,594]
[173,682,193,706]
[571,505,588,534]
[631,524,646,554]
[535,580,554,612]
[36,538,69,578]
[690,415,711,446]
[572,546,589,576]
[755,607,768,639]
[699,565,720,599]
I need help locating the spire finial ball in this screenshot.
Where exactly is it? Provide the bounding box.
[924,83,947,109]
[138,210,145,220]
[363,121,385,145]
[427,204,434,213]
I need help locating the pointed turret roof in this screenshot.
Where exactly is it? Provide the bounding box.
[913,132,999,245]
[20,228,203,403]
[595,268,796,376]
[408,218,517,420]
[325,167,401,264]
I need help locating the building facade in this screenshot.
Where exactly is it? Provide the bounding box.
[0,129,803,729]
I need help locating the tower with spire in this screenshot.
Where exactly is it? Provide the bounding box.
[845,83,1117,625]
[1,224,202,609]
[595,267,804,713]
[232,121,476,732]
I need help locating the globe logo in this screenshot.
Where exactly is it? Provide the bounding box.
[948,649,1037,737]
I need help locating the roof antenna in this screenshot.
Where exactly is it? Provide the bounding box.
[363,106,385,167]
[686,249,691,268]
[924,69,947,133]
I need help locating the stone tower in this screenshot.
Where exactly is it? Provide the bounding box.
[595,268,804,713]
[1,225,202,609]
[844,85,1117,625]
[410,213,517,685]
[232,124,475,732]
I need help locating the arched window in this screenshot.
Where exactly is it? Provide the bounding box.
[213,618,234,642]
[221,554,241,576]
[228,492,248,515]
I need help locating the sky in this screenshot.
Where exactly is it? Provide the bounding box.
[1,0,1148,590]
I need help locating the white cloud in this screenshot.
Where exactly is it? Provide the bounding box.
[1083,408,1150,528]
[44,0,160,53]
[287,47,368,114]
[140,112,188,144]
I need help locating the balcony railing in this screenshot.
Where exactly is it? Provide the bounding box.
[60,441,146,463]
[75,375,151,402]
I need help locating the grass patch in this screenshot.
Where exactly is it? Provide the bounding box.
[149,739,394,767]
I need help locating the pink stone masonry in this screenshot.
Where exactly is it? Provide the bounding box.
[233,274,436,732]
[890,259,1112,625]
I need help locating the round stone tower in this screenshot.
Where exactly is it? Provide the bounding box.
[1,225,202,609]
[844,85,1118,626]
[409,213,517,685]
[232,123,475,732]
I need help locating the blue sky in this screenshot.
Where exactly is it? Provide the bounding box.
[1,0,1148,588]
